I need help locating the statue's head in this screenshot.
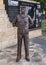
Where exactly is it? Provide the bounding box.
[20,6,26,14]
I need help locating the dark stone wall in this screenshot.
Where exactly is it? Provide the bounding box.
[8,6,19,22]
[3,0,8,14]
[3,0,19,22]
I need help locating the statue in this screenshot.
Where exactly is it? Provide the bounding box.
[12,6,33,62]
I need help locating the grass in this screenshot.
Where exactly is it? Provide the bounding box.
[42,19,46,35]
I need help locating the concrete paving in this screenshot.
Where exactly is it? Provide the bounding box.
[0,36,46,65]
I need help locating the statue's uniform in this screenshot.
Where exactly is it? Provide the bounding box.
[13,14,32,58]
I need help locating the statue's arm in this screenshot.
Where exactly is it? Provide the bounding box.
[12,16,18,27]
[28,15,34,26]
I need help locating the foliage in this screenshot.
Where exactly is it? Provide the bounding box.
[34,0,46,12]
[42,19,46,35]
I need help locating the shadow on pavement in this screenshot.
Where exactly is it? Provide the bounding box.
[30,36,46,54]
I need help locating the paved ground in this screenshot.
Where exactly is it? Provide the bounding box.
[0,36,46,65]
[30,36,46,54]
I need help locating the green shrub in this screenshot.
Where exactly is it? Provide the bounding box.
[42,19,46,35]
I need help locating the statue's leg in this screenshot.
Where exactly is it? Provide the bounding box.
[17,33,22,59]
[24,33,29,58]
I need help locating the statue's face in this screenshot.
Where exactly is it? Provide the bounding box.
[20,7,26,14]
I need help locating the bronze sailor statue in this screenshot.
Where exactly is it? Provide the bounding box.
[12,6,33,62]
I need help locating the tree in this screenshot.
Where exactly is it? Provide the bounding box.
[34,0,46,18]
